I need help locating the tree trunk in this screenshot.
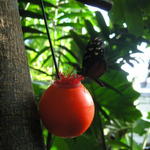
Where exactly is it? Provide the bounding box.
[0,0,45,149]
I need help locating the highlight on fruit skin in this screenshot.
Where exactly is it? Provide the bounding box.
[39,73,95,138]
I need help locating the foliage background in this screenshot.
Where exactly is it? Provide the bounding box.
[18,0,150,149]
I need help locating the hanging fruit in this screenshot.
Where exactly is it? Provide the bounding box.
[39,74,95,138]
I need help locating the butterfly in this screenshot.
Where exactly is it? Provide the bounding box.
[81,37,123,95]
[82,37,107,79]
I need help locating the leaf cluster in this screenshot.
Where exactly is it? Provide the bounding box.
[19,0,150,149]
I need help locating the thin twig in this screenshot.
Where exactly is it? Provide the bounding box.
[91,84,107,150]
[130,126,133,150]
[94,78,123,96]
[98,108,107,150]
[39,0,59,79]
[39,1,59,149]
[29,66,51,76]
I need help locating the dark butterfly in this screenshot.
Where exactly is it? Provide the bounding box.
[82,37,107,79]
[81,37,123,94]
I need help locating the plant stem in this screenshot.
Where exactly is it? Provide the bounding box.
[46,133,52,150]
[95,101,110,122]
[142,128,150,149]
[39,0,59,79]
[91,85,107,150]
[130,126,133,150]
[98,111,107,150]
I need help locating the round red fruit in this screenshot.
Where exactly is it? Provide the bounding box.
[39,74,95,138]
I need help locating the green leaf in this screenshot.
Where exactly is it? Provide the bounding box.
[96,11,110,40]
[30,66,51,76]
[57,13,81,20]
[108,140,130,148]
[58,12,92,20]
[18,0,57,8]
[57,45,79,62]
[22,26,45,34]
[19,9,43,19]
[91,70,141,122]
[41,55,52,67]
[52,137,69,150]
[24,35,47,40]
[84,20,99,38]
[123,0,144,36]
[132,140,143,150]
[109,0,125,24]
[57,23,83,28]
[133,119,150,135]
[65,135,101,150]
[25,45,37,53]
[59,1,84,9]
[56,51,71,62]
[31,47,49,63]
[147,112,150,119]
[70,30,87,56]
[57,35,72,41]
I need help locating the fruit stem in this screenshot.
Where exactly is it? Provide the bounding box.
[40,0,60,79]
[46,133,52,150]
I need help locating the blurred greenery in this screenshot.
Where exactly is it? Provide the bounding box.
[19,0,150,149]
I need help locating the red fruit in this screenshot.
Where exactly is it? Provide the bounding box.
[39,74,95,138]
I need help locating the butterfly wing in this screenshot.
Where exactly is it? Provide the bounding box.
[82,37,107,78]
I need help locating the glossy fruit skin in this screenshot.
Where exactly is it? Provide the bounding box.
[39,83,94,138]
